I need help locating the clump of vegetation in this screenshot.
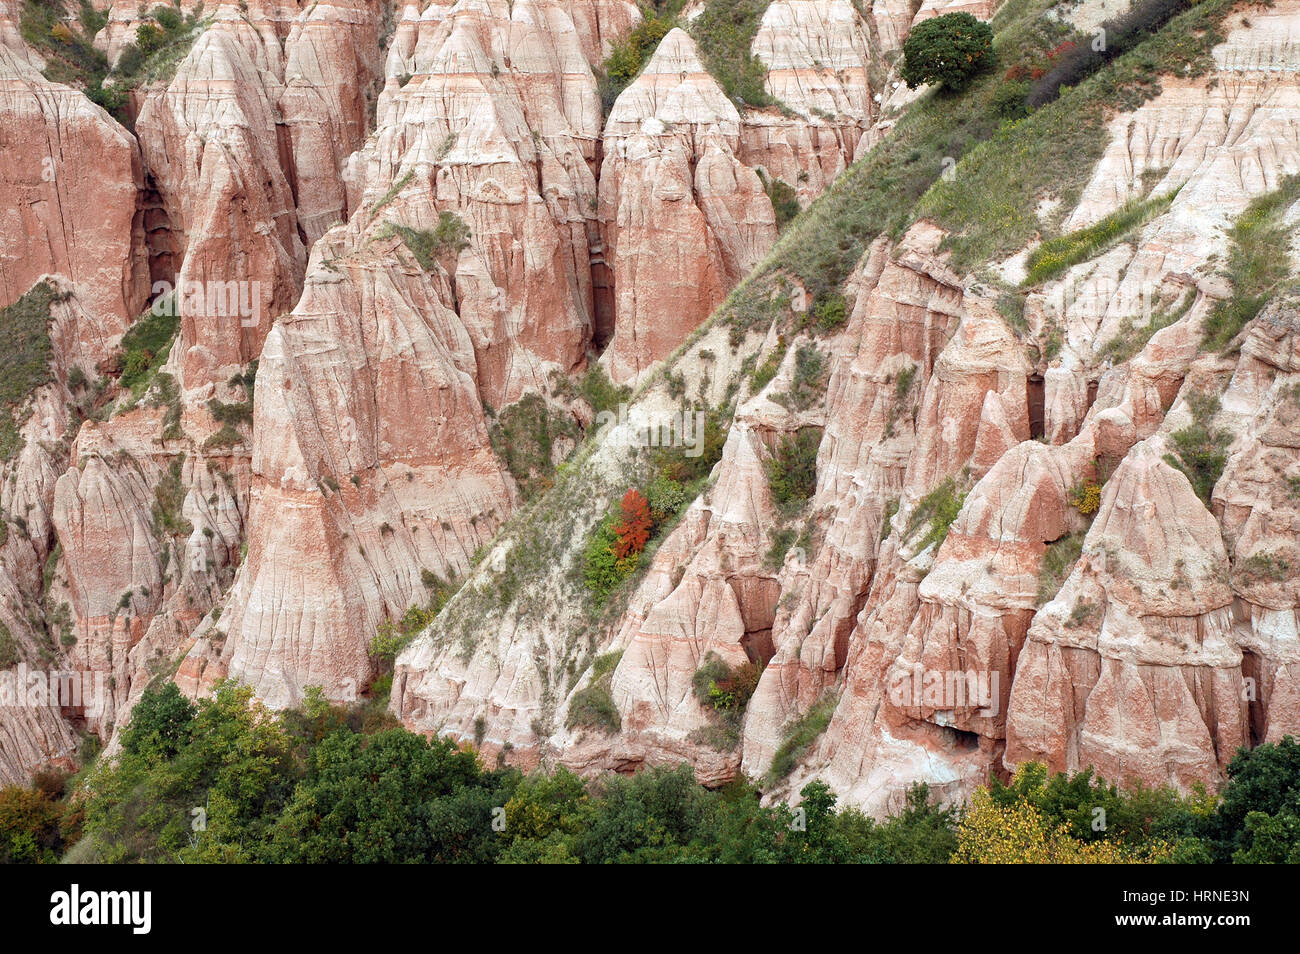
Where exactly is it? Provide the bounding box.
[758,169,800,231]
[765,429,820,515]
[386,212,472,271]
[567,650,623,734]
[905,477,967,554]
[0,282,59,461]
[1067,479,1102,516]
[1025,0,1193,109]
[1201,174,1300,352]
[771,344,827,411]
[19,0,127,120]
[1023,191,1175,285]
[599,0,686,110]
[689,652,763,751]
[12,678,1296,863]
[584,490,651,602]
[0,623,19,668]
[575,366,632,419]
[150,456,193,538]
[118,302,181,399]
[1163,390,1229,506]
[488,393,579,499]
[1098,289,1194,364]
[916,0,1239,273]
[900,12,996,92]
[1036,531,1085,606]
[688,0,776,107]
[810,294,847,334]
[750,336,788,393]
[110,3,206,92]
[767,693,837,783]
[1235,550,1293,585]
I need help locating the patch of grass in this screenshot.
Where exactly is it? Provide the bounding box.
[20,0,129,121]
[1099,289,1194,364]
[751,336,787,393]
[385,212,471,270]
[766,693,837,783]
[567,650,623,734]
[1023,191,1176,285]
[1202,174,1300,352]
[1235,550,1293,584]
[1037,531,1085,606]
[600,0,686,110]
[110,4,206,92]
[151,456,193,538]
[488,393,579,500]
[918,0,1241,273]
[1163,390,1229,506]
[0,623,18,668]
[906,477,967,554]
[758,169,800,231]
[688,0,776,107]
[0,282,59,461]
[765,429,819,515]
[770,344,827,411]
[756,0,1078,305]
[369,170,414,219]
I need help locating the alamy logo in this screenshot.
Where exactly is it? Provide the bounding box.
[593,403,707,457]
[886,667,1000,717]
[152,278,263,327]
[49,884,151,935]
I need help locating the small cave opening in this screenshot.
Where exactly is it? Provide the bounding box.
[1086,379,1099,412]
[940,725,981,752]
[1027,373,1045,440]
[588,223,615,351]
[727,576,780,667]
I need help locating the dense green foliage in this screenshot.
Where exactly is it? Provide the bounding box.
[765,429,820,515]
[688,0,776,106]
[0,282,59,460]
[4,678,1296,862]
[900,12,995,92]
[600,0,687,110]
[118,302,181,398]
[488,393,579,499]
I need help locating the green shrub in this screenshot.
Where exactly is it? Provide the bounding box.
[906,477,967,553]
[488,393,579,500]
[765,430,819,514]
[151,457,193,538]
[567,651,623,734]
[646,473,686,522]
[387,212,471,270]
[600,0,685,109]
[0,624,18,668]
[1036,531,1085,606]
[1163,390,1228,506]
[771,344,827,411]
[767,693,837,783]
[758,170,799,230]
[119,303,180,397]
[900,13,995,92]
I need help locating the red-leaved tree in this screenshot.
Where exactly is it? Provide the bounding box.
[612,488,651,561]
